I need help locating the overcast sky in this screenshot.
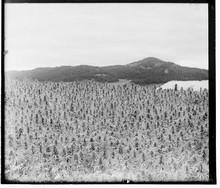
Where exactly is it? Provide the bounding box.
[5,3,208,71]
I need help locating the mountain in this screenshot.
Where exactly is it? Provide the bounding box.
[6,57,208,85]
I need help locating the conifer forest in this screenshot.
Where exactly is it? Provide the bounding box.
[5,80,209,182]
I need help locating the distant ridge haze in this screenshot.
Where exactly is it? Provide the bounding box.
[6,57,208,85]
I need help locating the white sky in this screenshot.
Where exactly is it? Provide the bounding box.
[5,3,208,71]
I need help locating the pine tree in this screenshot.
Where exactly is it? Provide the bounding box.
[174,84,178,91]
[142,153,145,162]
[119,145,123,155]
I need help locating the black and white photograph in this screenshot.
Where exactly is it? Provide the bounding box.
[2,0,216,183]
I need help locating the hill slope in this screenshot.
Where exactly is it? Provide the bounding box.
[6,57,208,84]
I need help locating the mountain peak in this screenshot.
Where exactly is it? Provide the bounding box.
[141,57,165,62]
[127,57,167,67]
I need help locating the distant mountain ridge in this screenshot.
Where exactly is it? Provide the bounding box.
[6,57,208,85]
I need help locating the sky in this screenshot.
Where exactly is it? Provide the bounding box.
[5,3,208,71]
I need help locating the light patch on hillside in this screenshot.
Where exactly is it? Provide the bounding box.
[95,74,108,77]
[158,80,208,91]
[108,79,131,86]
